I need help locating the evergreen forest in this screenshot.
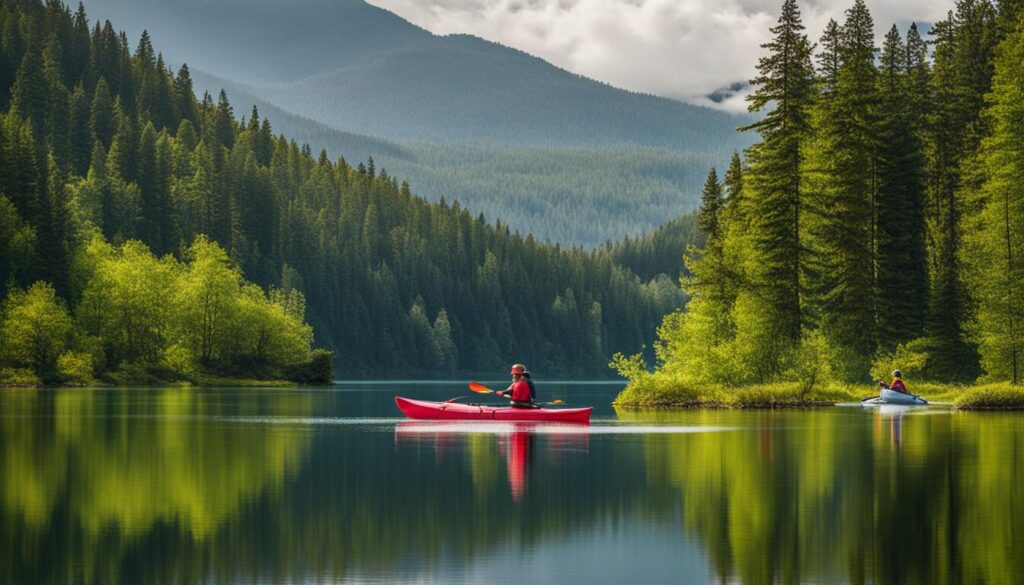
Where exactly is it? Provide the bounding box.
[0,0,683,383]
[636,0,1024,390]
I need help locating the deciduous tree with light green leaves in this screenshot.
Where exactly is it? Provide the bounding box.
[0,281,72,380]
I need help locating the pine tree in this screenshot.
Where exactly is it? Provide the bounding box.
[739,0,815,349]
[874,25,928,350]
[697,168,724,243]
[68,82,91,175]
[925,0,999,380]
[39,154,71,295]
[0,114,40,224]
[9,31,48,139]
[136,121,162,251]
[0,6,20,107]
[173,63,198,128]
[965,13,1024,383]
[213,89,235,149]
[802,0,879,376]
[89,76,115,148]
[42,33,71,170]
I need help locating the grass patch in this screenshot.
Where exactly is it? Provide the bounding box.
[190,375,297,388]
[953,383,1024,410]
[611,374,1024,409]
[613,374,861,408]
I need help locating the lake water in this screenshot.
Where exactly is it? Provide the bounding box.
[2,381,1022,584]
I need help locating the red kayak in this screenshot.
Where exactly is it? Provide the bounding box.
[395,397,592,424]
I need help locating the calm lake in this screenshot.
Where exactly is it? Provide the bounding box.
[2,381,1022,584]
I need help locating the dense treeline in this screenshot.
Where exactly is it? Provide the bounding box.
[193,70,746,248]
[635,0,1024,387]
[605,210,703,283]
[0,0,680,381]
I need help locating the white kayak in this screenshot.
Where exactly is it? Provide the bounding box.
[862,388,928,406]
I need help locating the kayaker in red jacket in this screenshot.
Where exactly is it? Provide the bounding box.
[497,364,533,406]
[889,370,908,394]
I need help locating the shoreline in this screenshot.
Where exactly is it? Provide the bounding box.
[1,377,305,389]
[613,380,1024,410]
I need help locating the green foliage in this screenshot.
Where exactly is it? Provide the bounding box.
[870,338,931,383]
[285,349,335,384]
[954,383,1024,409]
[57,350,95,384]
[782,330,836,398]
[69,235,316,383]
[605,213,702,282]
[613,376,859,408]
[609,352,650,383]
[964,16,1024,384]
[0,193,37,296]
[0,367,40,386]
[923,0,999,382]
[0,282,72,381]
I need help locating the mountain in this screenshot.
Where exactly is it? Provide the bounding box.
[80,0,755,246]
[78,0,433,83]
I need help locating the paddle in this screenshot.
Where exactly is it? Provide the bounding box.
[468,381,495,394]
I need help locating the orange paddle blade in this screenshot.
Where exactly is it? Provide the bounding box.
[468,382,494,394]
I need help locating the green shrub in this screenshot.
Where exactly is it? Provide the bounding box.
[0,367,41,386]
[285,349,334,384]
[783,331,837,397]
[1,282,72,380]
[871,338,931,383]
[609,352,650,383]
[57,351,95,385]
[954,384,1024,410]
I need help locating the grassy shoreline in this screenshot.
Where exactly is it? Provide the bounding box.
[613,376,1024,410]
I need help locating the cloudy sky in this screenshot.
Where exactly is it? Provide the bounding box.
[368,0,951,111]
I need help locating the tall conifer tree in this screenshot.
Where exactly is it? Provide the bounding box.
[803,0,878,375]
[925,0,998,380]
[965,10,1024,383]
[874,25,928,349]
[738,0,815,349]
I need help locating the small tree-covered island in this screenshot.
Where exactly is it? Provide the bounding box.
[614,0,1024,409]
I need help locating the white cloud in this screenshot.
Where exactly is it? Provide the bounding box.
[369,0,951,111]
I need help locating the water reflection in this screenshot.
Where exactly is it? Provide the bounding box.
[0,389,1022,584]
[394,421,590,502]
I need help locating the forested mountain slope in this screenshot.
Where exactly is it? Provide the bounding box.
[79,0,754,247]
[0,0,685,379]
[190,69,725,247]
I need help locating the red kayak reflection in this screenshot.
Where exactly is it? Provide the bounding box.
[394,421,590,502]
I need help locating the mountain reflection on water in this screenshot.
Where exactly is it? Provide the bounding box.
[1,385,1022,584]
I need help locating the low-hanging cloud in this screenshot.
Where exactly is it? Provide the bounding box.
[369,0,951,111]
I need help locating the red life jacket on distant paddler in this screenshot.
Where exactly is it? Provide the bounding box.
[890,378,908,393]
